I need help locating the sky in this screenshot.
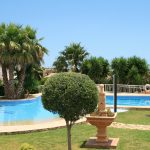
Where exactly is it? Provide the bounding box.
[0,0,150,67]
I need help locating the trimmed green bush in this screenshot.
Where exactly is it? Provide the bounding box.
[42,72,98,150]
[20,143,35,150]
[42,72,98,120]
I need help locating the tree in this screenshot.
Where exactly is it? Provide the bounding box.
[127,66,143,85]
[53,43,89,72]
[126,56,149,85]
[0,23,47,99]
[111,56,149,84]
[143,69,150,84]
[127,56,148,77]
[81,57,109,83]
[42,72,98,150]
[111,57,128,84]
[127,56,149,84]
[53,56,68,72]
[23,64,43,94]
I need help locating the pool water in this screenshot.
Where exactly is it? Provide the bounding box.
[0,96,58,125]
[106,95,150,106]
[0,95,149,125]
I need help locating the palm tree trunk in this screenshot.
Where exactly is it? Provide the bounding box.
[8,64,15,99]
[2,64,9,98]
[75,64,79,72]
[16,66,26,98]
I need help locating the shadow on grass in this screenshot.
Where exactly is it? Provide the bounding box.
[80,140,113,149]
[80,141,87,148]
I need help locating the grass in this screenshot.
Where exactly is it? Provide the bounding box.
[0,124,150,150]
[116,110,150,125]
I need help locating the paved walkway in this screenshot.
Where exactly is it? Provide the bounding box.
[0,118,150,135]
[110,122,150,131]
[0,118,86,135]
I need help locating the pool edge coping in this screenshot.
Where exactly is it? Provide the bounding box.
[0,118,86,135]
[106,92,150,96]
[0,93,42,101]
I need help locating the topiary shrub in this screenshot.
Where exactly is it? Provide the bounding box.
[19,143,35,150]
[42,72,98,150]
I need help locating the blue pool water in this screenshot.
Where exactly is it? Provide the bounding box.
[0,96,58,125]
[0,95,150,125]
[106,95,150,106]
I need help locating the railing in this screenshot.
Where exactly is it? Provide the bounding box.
[103,84,145,93]
[40,84,146,94]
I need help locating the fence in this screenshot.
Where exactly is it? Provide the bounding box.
[40,83,146,94]
[103,84,145,93]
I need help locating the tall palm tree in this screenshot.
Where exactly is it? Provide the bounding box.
[0,23,47,99]
[63,43,89,72]
[53,43,88,72]
[53,56,68,72]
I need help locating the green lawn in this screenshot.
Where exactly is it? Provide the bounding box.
[116,110,150,125]
[0,124,150,150]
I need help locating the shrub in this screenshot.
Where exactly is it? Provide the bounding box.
[20,143,35,150]
[40,77,49,85]
[42,72,98,150]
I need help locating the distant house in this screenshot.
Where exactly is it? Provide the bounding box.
[44,73,56,78]
[43,68,55,77]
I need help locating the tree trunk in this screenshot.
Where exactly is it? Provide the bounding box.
[2,64,16,99]
[2,64,26,99]
[8,64,15,99]
[16,66,26,99]
[2,64,9,98]
[66,121,72,150]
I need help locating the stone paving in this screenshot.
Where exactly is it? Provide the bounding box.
[0,118,150,135]
[110,122,150,131]
[0,118,86,135]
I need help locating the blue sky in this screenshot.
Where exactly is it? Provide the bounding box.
[0,0,150,67]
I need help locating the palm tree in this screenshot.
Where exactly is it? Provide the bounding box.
[53,43,88,72]
[0,23,47,99]
[53,56,68,72]
[23,64,44,95]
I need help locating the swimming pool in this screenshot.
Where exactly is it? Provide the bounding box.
[106,95,150,106]
[0,95,149,125]
[0,96,58,125]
